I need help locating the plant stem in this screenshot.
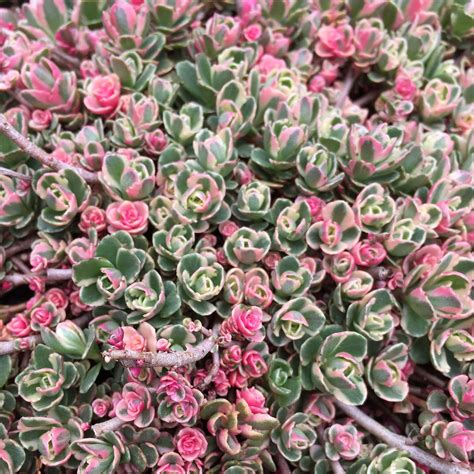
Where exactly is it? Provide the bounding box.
[336,69,358,109]
[2,268,73,285]
[197,348,220,390]
[0,114,99,184]
[413,365,446,389]
[92,417,126,437]
[103,335,218,368]
[354,89,381,107]
[0,167,31,181]
[10,256,30,274]
[4,237,36,259]
[335,402,474,474]
[275,453,291,474]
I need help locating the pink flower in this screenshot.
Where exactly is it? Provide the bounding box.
[175,428,208,462]
[30,306,54,328]
[237,387,268,414]
[242,349,268,378]
[79,206,107,234]
[316,24,355,59]
[395,75,417,101]
[106,201,149,235]
[256,54,286,78]
[221,344,242,370]
[45,288,68,310]
[84,74,121,116]
[92,398,111,417]
[351,241,387,266]
[220,305,263,340]
[243,24,262,42]
[122,326,146,351]
[6,314,31,337]
[29,109,52,131]
[219,220,240,237]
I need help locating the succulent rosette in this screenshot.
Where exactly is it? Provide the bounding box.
[347,289,399,342]
[295,143,344,194]
[267,357,302,407]
[33,169,91,232]
[100,152,156,201]
[272,200,311,256]
[384,218,427,258]
[364,445,422,474]
[0,431,25,473]
[172,168,228,231]
[366,343,409,402]
[324,423,362,461]
[300,331,368,405]
[307,201,361,255]
[163,103,204,146]
[177,252,225,315]
[152,224,195,271]
[271,256,312,303]
[15,345,79,411]
[269,297,326,347]
[231,181,272,223]
[224,227,271,269]
[116,382,155,428]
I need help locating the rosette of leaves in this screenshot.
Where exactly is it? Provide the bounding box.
[73,231,153,307]
[401,252,473,337]
[200,398,278,456]
[124,269,180,325]
[208,446,275,474]
[172,168,229,232]
[33,168,91,232]
[420,420,474,464]
[215,80,256,139]
[353,183,396,233]
[300,330,368,405]
[267,356,302,407]
[15,345,79,411]
[71,432,127,474]
[231,181,272,224]
[430,329,474,377]
[149,195,176,230]
[307,201,361,255]
[324,424,361,461]
[0,169,37,232]
[18,405,83,467]
[192,127,237,180]
[295,143,344,194]
[30,301,65,332]
[366,343,409,402]
[270,199,311,256]
[269,297,326,347]
[384,218,427,258]
[163,102,203,146]
[271,408,316,463]
[271,256,312,303]
[351,445,422,474]
[0,426,25,473]
[177,252,225,315]
[223,227,271,269]
[250,119,308,181]
[420,79,462,123]
[152,223,195,271]
[100,153,156,201]
[346,289,399,342]
[342,123,409,186]
[120,426,161,472]
[427,375,474,421]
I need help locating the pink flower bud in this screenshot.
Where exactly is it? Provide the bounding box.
[242,350,268,378]
[395,75,417,101]
[351,241,387,266]
[30,306,54,328]
[79,206,107,234]
[92,398,111,418]
[219,220,240,237]
[84,74,121,116]
[220,305,263,340]
[175,428,208,462]
[237,387,268,414]
[45,288,69,310]
[106,201,149,235]
[309,75,326,93]
[221,344,242,370]
[29,109,52,131]
[108,327,125,349]
[6,313,31,337]
[243,24,262,42]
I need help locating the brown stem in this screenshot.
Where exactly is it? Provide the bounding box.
[197,349,220,390]
[0,302,27,315]
[0,114,99,184]
[10,256,30,274]
[413,365,446,389]
[103,335,218,368]
[354,89,381,107]
[336,69,358,109]
[335,402,473,474]
[275,453,291,474]
[4,237,36,259]
[0,167,31,181]
[2,268,73,285]
[92,416,126,437]
[316,425,345,474]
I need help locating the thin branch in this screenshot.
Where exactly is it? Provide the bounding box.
[336,69,358,109]
[275,453,291,474]
[4,237,36,259]
[316,425,345,474]
[10,256,30,274]
[197,348,220,390]
[2,268,73,285]
[0,167,31,181]
[92,416,126,437]
[354,89,381,107]
[103,335,218,368]
[414,365,446,389]
[335,402,474,474]
[0,114,99,184]
[0,302,27,315]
